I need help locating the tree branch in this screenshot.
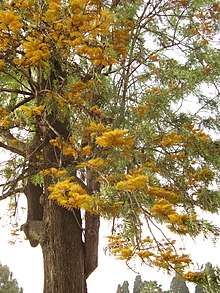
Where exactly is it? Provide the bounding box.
[0,88,32,96]
[9,95,34,112]
[0,128,26,154]
[0,141,25,157]
[0,187,24,201]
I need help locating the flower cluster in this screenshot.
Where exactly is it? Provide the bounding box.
[49,138,78,158]
[107,234,192,270]
[40,168,68,177]
[115,174,147,192]
[17,37,50,67]
[20,105,45,118]
[76,157,105,172]
[160,133,186,147]
[148,187,178,204]
[64,80,94,107]
[48,179,94,212]
[96,129,134,149]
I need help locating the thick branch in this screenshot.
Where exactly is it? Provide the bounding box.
[0,129,26,156]
[85,212,100,278]
[0,87,32,96]
[0,187,24,201]
[0,141,25,156]
[1,165,28,200]
[9,95,34,112]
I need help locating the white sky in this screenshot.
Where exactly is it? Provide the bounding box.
[0,215,220,293]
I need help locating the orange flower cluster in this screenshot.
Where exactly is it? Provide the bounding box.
[96,129,134,149]
[49,138,78,158]
[115,174,147,192]
[107,234,192,270]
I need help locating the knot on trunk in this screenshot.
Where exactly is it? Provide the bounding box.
[21,221,43,247]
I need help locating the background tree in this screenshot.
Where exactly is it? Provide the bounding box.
[0,263,23,293]
[169,273,190,293]
[117,275,164,293]
[195,284,205,293]
[133,275,142,293]
[195,263,220,293]
[0,0,220,292]
[116,280,130,293]
[116,264,220,293]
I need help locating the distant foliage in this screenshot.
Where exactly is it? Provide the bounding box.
[116,263,220,293]
[117,275,164,293]
[169,273,190,293]
[0,263,23,293]
[116,281,129,293]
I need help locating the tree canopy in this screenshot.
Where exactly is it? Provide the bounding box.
[0,0,220,289]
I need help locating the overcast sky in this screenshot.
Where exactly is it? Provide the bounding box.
[0,214,220,293]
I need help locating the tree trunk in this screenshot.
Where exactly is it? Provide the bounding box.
[21,115,99,292]
[41,198,86,293]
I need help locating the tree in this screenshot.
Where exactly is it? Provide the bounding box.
[195,263,220,293]
[117,281,129,293]
[170,273,190,293]
[0,0,220,292]
[117,275,164,293]
[195,284,205,293]
[141,280,164,293]
[0,263,23,293]
[133,275,142,293]
[117,264,220,293]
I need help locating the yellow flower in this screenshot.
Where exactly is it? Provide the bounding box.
[116,175,147,192]
[82,145,92,156]
[160,133,185,147]
[50,168,58,174]
[49,138,60,147]
[10,139,19,145]
[63,144,78,157]
[142,236,153,243]
[137,250,154,258]
[20,105,32,117]
[182,271,202,282]
[86,121,109,134]
[0,116,11,128]
[111,248,120,254]
[96,129,134,148]
[131,103,149,117]
[32,105,45,116]
[41,168,67,177]
[76,157,105,170]
[22,37,50,67]
[0,11,23,34]
[119,247,133,259]
[88,158,105,168]
[40,169,51,176]
[167,213,188,225]
[0,59,5,70]
[148,187,178,204]
[56,170,68,177]
[150,199,174,216]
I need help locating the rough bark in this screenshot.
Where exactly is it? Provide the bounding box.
[21,113,100,292]
[41,198,86,293]
[22,135,44,247]
[34,114,86,293]
[85,212,100,278]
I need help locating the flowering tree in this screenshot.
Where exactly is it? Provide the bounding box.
[0,0,220,292]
